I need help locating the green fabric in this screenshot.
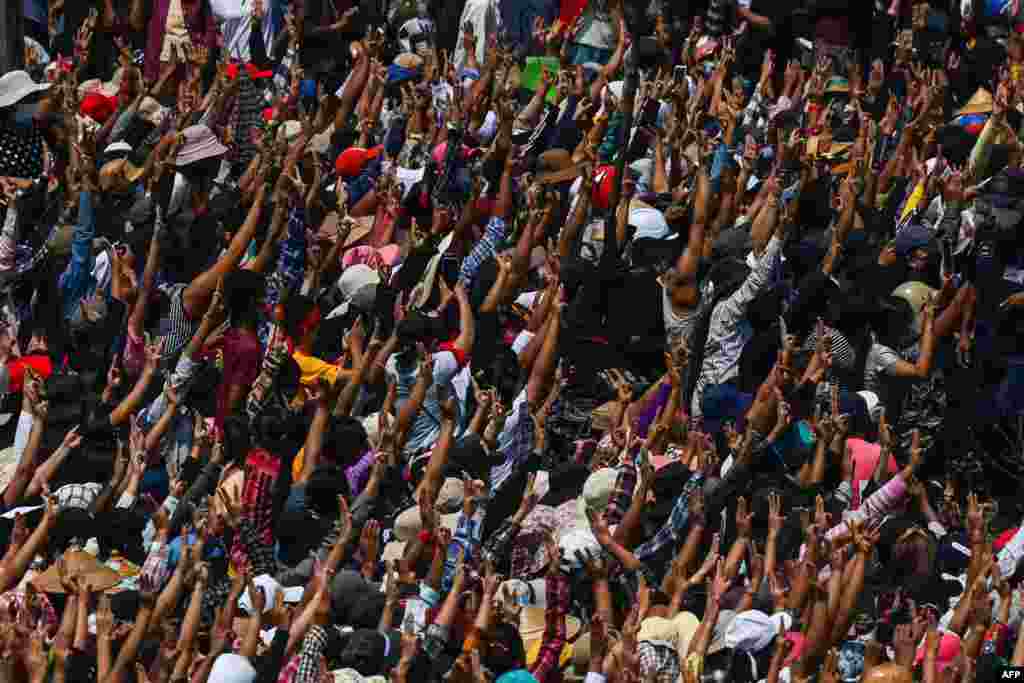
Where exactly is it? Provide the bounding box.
[521,57,561,104]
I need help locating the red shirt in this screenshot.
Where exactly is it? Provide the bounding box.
[214,328,262,429]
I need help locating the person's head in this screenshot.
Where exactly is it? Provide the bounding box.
[872,296,916,350]
[787,272,839,338]
[485,621,526,676]
[222,416,251,467]
[395,310,446,358]
[664,266,701,309]
[224,270,266,328]
[283,295,321,349]
[325,416,369,467]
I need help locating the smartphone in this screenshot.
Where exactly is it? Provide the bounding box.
[674,65,687,84]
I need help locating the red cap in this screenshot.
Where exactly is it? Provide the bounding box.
[335,145,383,178]
[80,92,117,124]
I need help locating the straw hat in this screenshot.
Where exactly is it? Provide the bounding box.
[32,550,120,593]
[319,212,377,247]
[380,501,460,562]
[956,89,994,116]
[99,158,145,192]
[536,149,583,185]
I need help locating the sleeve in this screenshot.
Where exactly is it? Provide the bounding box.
[266,207,308,309]
[634,472,704,561]
[0,199,20,276]
[246,337,287,424]
[717,236,782,331]
[458,216,507,289]
[168,461,224,536]
[292,625,329,683]
[432,351,462,385]
[998,525,1024,578]
[442,511,484,592]
[344,452,376,498]
[12,412,34,467]
[296,354,342,386]
[140,541,173,589]
[876,345,903,377]
[605,460,637,527]
[968,114,1001,182]
[231,460,278,577]
[825,474,908,544]
[60,191,95,296]
[530,572,569,683]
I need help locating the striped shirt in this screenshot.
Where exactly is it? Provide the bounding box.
[157,283,199,369]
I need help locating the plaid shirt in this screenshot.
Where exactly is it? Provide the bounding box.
[246,331,289,424]
[442,510,484,592]
[606,458,637,527]
[490,398,534,496]
[229,449,280,576]
[638,641,681,683]
[634,473,704,562]
[266,206,307,310]
[458,216,507,290]
[530,572,570,683]
[293,625,329,683]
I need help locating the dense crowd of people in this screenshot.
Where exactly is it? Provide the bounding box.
[1,0,1024,681]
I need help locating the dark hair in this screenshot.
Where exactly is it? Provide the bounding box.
[306,465,349,516]
[326,416,369,466]
[485,622,526,676]
[872,296,915,350]
[787,272,838,339]
[395,310,446,349]
[283,295,319,340]
[223,416,251,466]
[340,629,387,675]
[224,269,267,322]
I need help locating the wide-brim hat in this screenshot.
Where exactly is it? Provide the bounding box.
[176,124,229,166]
[956,88,994,116]
[99,158,145,192]
[0,71,51,108]
[137,96,167,128]
[32,550,121,594]
[536,149,583,185]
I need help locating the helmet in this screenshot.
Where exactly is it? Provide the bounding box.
[891,281,936,336]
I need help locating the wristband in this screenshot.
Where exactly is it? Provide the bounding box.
[418,529,434,544]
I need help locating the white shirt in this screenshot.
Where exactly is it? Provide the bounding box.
[452,0,501,70]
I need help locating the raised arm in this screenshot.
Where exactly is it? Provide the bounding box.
[182,184,267,318]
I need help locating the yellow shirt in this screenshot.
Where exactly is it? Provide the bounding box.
[293,351,342,387]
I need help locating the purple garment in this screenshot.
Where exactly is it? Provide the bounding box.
[345,451,377,497]
[636,381,673,438]
[144,0,217,81]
